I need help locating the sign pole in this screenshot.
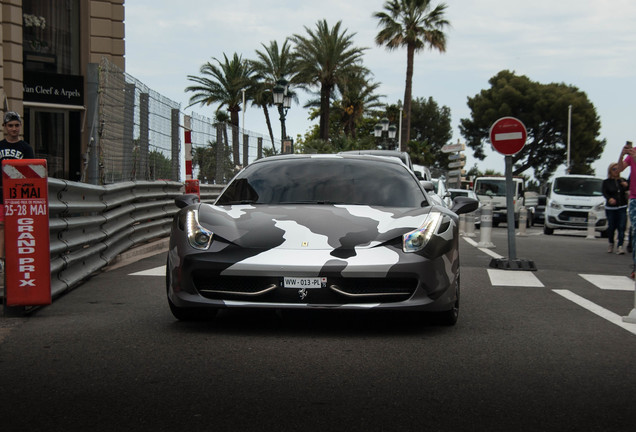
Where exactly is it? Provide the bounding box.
[504,155,517,260]
[488,117,535,271]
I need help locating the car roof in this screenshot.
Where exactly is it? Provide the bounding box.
[250,153,407,168]
[338,150,413,169]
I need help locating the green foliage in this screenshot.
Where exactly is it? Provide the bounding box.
[460,70,606,184]
[292,20,367,140]
[185,53,253,166]
[407,97,452,168]
[192,141,234,184]
[148,150,173,180]
[374,0,450,146]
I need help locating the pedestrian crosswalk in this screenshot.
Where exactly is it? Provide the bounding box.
[129,259,636,335]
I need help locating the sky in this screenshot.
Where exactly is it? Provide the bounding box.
[124,0,636,180]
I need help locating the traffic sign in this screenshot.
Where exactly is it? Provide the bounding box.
[448,160,465,169]
[2,159,51,306]
[447,169,466,177]
[441,142,465,153]
[448,153,465,161]
[489,117,527,156]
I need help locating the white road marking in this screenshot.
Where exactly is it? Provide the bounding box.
[579,274,635,291]
[487,269,544,287]
[130,266,165,276]
[463,237,503,259]
[553,289,636,336]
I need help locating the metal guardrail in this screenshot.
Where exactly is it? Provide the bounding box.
[6,179,224,301]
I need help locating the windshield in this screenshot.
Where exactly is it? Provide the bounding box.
[450,190,468,200]
[553,177,603,197]
[475,179,508,197]
[216,157,428,207]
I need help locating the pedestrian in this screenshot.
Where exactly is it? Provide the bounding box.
[617,140,636,277]
[0,111,35,272]
[602,162,628,254]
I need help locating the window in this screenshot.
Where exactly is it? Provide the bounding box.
[22,0,80,75]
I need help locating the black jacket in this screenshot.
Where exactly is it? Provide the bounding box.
[602,177,628,208]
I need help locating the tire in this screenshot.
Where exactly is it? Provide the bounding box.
[166,257,217,321]
[544,225,554,235]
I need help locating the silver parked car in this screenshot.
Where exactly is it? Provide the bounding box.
[448,188,481,227]
[167,154,478,325]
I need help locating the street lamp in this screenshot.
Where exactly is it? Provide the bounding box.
[374,118,398,150]
[273,78,292,153]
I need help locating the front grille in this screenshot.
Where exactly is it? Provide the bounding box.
[191,272,417,304]
[557,211,588,222]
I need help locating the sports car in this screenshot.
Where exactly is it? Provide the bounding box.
[166,154,478,324]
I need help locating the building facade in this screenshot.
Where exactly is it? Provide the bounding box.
[0,0,124,180]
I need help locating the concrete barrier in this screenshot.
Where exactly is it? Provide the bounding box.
[459,213,466,235]
[465,213,476,238]
[517,206,527,237]
[478,202,495,248]
[586,211,597,239]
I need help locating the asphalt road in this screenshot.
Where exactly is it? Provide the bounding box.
[1,226,636,432]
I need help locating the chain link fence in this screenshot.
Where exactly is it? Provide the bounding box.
[92,58,281,185]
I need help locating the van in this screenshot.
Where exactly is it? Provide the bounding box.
[543,175,607,235]
[473,176,525,227]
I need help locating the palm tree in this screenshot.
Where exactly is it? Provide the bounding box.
[185,53,253,166]
[374,0,449,150]
[336,68,385,138]
[292,20,367,141]
[249,40,298,152]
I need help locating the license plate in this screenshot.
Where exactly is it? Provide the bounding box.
[570,217,586,223]
[283,277,327,289]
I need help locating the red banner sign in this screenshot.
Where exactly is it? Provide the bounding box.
[2,159,51,306]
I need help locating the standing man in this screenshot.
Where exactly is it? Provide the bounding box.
[0,112,35,271]
[617,141,635,277]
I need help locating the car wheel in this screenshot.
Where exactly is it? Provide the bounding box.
[544,225,554,235]
[166,257,217,321]
[434,275,460,326]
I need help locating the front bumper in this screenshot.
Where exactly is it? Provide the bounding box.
[167,244,459,312]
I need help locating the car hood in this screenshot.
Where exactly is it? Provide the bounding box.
[197,204,435,250]
[550,194,604,206]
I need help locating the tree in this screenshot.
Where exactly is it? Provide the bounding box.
[192,141,234,184]
[147,150,172,180]
[334,68,384,138]
[459,70,606,184]
[374,0,449,150]
[185,53,253,166]
[292,20,367,141]
[250,40,298,152]
[408,96,452,169]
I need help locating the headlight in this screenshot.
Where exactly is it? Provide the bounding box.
[403,212,443,253]
[593,203,605,212]
[549,201,561,210]
[186,209,213,250]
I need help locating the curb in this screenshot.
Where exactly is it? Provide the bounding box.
[105,237,170,271]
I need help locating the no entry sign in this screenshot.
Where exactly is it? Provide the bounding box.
[489,117,527,156]
[2,159,51,306]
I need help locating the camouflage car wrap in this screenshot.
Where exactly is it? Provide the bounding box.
[166,154,478,323]
[167,203,460,311]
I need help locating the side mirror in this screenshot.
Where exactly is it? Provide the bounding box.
[451,196,479,215]
[175,194,200,209]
